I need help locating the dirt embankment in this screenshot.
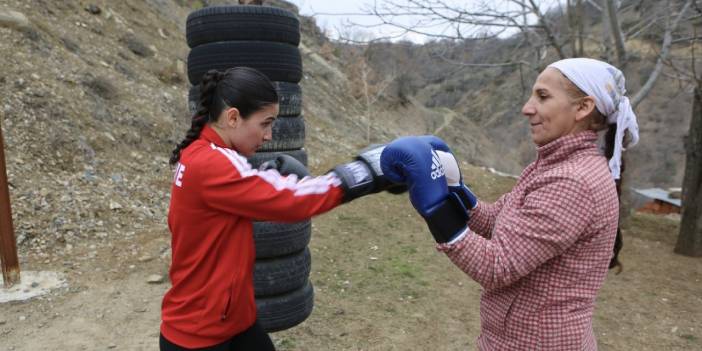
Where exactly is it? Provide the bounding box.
[0,1,700,350]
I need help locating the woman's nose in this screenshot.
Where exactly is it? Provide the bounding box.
[522,99,536,116]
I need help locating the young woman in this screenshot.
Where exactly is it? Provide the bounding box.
[161,67,397,350]
[380,58,639,350]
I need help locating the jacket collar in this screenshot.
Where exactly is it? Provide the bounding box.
[536,130,600,169]
[199,124,229,149]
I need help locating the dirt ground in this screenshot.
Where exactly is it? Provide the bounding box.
[1,163,700,351]
[1,0,700,349]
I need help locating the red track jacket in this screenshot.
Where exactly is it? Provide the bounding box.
[161,125,344,348]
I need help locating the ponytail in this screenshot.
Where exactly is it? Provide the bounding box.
[169,70,225,166]
[169,67,278,166]
[604,124,624,272]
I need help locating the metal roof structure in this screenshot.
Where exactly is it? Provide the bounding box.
[632,188,682,207]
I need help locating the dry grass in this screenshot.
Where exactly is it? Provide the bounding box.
[271,167,702,351]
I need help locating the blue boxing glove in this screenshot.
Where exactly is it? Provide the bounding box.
[380,136,469,243]
[417,136,478,211]
[435,152,478,211]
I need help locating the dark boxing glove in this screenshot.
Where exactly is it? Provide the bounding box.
[259,154,310,178]
[331,144,407,203]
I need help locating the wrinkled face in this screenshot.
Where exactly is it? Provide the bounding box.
[228,104,279,157]
[521,68,581,146]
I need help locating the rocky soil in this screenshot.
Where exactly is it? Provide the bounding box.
[0,1,700,350]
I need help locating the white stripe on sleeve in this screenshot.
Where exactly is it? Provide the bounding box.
[212,144,340,196]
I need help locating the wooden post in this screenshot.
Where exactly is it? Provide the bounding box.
[0,115,20,288]
[675,86,702,257]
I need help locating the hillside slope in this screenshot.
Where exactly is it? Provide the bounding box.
[0,2,700,351]
[342,2,693,188]
[0,0,393,256]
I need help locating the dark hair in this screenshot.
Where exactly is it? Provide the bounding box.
[603,125,624,272]
[169,67,278,165]
[561,76,624,272]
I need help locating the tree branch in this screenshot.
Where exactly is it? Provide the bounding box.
[605,0,627,66]
[527,0,567,59]
[632,0,693,109]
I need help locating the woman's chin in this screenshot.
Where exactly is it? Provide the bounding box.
[239,149,255,158]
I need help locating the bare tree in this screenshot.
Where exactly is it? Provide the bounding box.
[675,81,702,257]
[357,58,396,143]
[362,0,695,108]
[352,0,702,256]
[604,0,627,66]
[674,20,702,257]
[631,0,693,109]
[600,0,614,62]
[342,42,397,143]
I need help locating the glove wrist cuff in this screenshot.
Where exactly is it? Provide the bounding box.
[332,161,375,203]
[450,184,477,210]
[423,194,469,243]
[356,145,385,177]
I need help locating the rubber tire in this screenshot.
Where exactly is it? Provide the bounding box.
[187,41,302,85]
[187,85,199,116]
[273,81,302,117]
[254,248,311,297]
[186,5,300,48]
[254,220,311,259]
[187,82,302,117]
[256,281,314,333]
[259,116,305,152]
[247,149,307,169]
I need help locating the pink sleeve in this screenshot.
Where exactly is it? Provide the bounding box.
[467,194,509,239]
[437,175,593,290]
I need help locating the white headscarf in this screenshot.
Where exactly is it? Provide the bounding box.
[548,58,639,180]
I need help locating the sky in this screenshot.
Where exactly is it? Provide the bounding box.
[286,0,462,43]
[286,0,550,43]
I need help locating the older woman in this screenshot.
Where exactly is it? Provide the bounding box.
[380,58,639,350]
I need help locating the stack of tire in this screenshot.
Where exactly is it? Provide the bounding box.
[185,5,312,333]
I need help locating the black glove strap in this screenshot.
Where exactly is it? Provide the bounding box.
[332,161,375,203]
[423,194,469,244]
[453,188,474,212]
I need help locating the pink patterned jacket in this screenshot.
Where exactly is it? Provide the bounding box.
[438,131,618,350]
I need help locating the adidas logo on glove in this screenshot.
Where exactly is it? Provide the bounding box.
[430,151,445,180]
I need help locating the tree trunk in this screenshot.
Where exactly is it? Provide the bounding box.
[675,86,702,257]
[601,0,613,61]
[577,0,585,56]
[568,0,576,56]
[605,0,627,66]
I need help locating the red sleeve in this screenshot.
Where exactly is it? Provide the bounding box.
[195,147,344,222]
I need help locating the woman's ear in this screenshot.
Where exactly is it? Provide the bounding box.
[575,96,596,122]
[225,107,241,128]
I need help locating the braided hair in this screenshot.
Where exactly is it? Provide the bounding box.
[169,67,278,165]
[603,124,624,272]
